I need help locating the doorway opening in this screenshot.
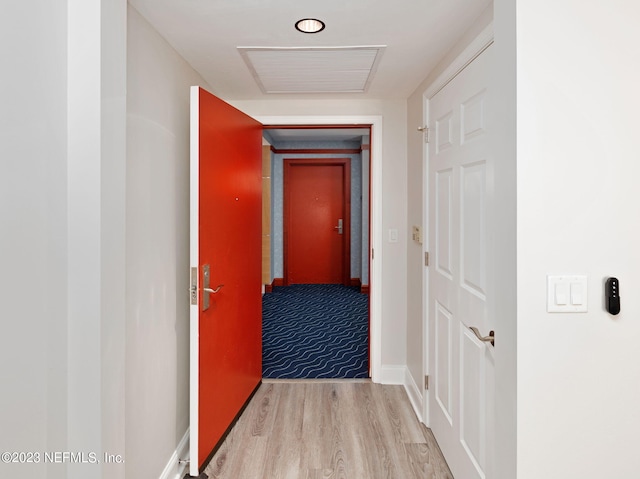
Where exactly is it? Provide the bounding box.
[260,125,372,379]
[284,157,351,286]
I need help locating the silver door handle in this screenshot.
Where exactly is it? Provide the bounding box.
[469,327,495,347]
[203,284,224,294]
[334,218,343,234]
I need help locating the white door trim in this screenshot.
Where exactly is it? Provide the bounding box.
[421,23,494,425]
[188,86,200,477]
[423,23,494,99]
[256,115,383,383]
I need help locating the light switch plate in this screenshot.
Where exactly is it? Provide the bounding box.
[547,275,588,313]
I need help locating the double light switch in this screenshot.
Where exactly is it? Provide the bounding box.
[547,275,588,313]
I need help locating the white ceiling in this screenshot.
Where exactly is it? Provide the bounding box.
[128,0,492,101]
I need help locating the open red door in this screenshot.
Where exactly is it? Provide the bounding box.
[189,86,262,476]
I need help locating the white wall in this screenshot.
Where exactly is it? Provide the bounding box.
[126,6,211,478]
[0,2,69,477]
[513,1,640,477]
[490,2,518,478]
[1,2,128,479]
[232,99,409,369]
[67,1,128,478]
[97,0,128,475]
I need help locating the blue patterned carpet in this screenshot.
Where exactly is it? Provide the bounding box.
[262,284,369,379]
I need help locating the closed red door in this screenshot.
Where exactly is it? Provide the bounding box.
[189,86,262,475]
[284,159,350,285]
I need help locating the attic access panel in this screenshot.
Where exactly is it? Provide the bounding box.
[238,46,386,94]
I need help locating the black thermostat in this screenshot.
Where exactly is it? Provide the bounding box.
[605,277,620,315]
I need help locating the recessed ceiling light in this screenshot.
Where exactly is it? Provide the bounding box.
[295,18,325,34]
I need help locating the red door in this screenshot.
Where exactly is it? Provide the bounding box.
[284,159,351,285]
[189,86,262,475]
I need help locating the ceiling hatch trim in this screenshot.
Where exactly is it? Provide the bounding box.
[238,46,386,94]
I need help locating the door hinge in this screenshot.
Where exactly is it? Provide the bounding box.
[424,375,430,390]
[371,248,374,260]
[425,252,429,267]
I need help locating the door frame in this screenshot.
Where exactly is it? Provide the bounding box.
[283,158,351,286]
[421,24,494,424]
[257,115,383,382]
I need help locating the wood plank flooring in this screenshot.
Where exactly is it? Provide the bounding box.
[203,380,454,479]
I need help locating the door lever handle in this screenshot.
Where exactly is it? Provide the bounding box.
[203,284,224,294]
[469,326,495,347]
[334,218,343,234]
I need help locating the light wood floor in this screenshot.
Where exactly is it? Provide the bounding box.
[204,380,454,479]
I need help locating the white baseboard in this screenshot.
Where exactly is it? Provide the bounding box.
[403,368,424,423]
[378,364,406,384]
[379,364,424,424]
[159,428,189,479]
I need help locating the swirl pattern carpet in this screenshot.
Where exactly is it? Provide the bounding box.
[262,284,369,379]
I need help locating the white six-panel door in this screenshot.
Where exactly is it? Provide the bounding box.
[428,43,496,479]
